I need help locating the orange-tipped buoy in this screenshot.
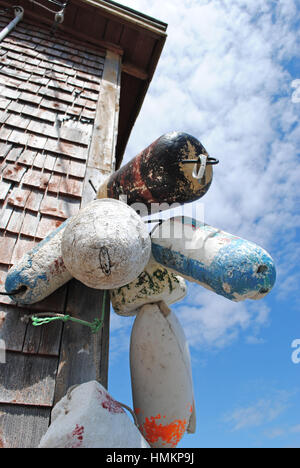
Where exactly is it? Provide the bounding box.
[130,303,196,448]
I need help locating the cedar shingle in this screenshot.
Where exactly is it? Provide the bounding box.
[18,82,40,94]
[0,204,13,230]
[44,139,87,160]
[32,153,45,169]
[59,177,84,198]
[40,98,67,113]
[11,237,35,263]
[40,194,80,219]
[21,105,56,123]
[7,101,23,113]
[48,174,62,193]
[2,163,26,182]
[0,97,9,110]
[35,215,63,239]
[1,87,20,100]
[21,211,40,237]
[0,126,12,140]
[22,169,50,189]
[7,188,31,208]
[6,147,23,163]
[44,154,57,171]
[6,209,25,234]
[27,133,47,150]
[19,91,42,105]
[38,87,74,104]
[0,143,12,159]
[27,121,57,139]
[0,181,11,200]
[7,129,28,146]
[5,113,30,129]
[0,235,16,264]
[59,126,90,146]
[25,190,43,212]
[18,149,36,166]
[68,160,86,178]
[53,156,70,174]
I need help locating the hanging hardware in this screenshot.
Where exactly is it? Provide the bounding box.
[180,154,219,180]
[144,219,163,226]
[44,0,69,8]
[89,179,97,194]
[0,6,24,42]
[192,154,207,180]
[28,0,69,33]
[181,156,219,165]
[29,0,67,14]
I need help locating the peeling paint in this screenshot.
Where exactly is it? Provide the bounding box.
[151,217,276,302]
[110,257,187,316]
[5,219,72,304]
[97,132,213,212]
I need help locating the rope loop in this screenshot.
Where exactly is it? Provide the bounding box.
[30,291,107,334]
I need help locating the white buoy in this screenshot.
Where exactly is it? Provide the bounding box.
[130,303,196,448]
[62,199,151,289]
[110,257,187,316]
[38,381,150,448]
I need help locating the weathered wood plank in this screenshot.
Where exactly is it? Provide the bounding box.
[53,279,110,404]
[0,352,57,406]
[0,305,27,352]
[0,404,50,448]
[88,50,121,172]
[23,320,63,356]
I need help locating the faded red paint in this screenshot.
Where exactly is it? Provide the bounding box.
[141,414,187,448]
[97,389,125,414]
[49,256,67,276]
[65,424,84,448]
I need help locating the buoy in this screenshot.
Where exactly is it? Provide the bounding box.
[130,303,196,448]
[151,217,276,301]
[5,220,72,304]
[62,199,151,289]
[97,132,216,212]
[38,381,150,448]
[110,257,187,316]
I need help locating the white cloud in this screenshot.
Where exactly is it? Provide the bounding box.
[291,79,300,103]
[113,0,300,351]
[173,283,270,350]
[223,391,292,431]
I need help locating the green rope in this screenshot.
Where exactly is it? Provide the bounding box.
[31,291,107,334]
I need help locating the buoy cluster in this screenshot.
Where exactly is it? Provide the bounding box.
[5,132,276,449]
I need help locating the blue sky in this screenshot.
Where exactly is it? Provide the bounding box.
[107,0,300,448]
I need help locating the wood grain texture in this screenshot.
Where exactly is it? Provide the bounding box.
[0,404,50,448]
[53,280,110,404]
[88,50,121,172]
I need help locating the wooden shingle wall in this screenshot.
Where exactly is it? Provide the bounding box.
[0,9,120,447]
